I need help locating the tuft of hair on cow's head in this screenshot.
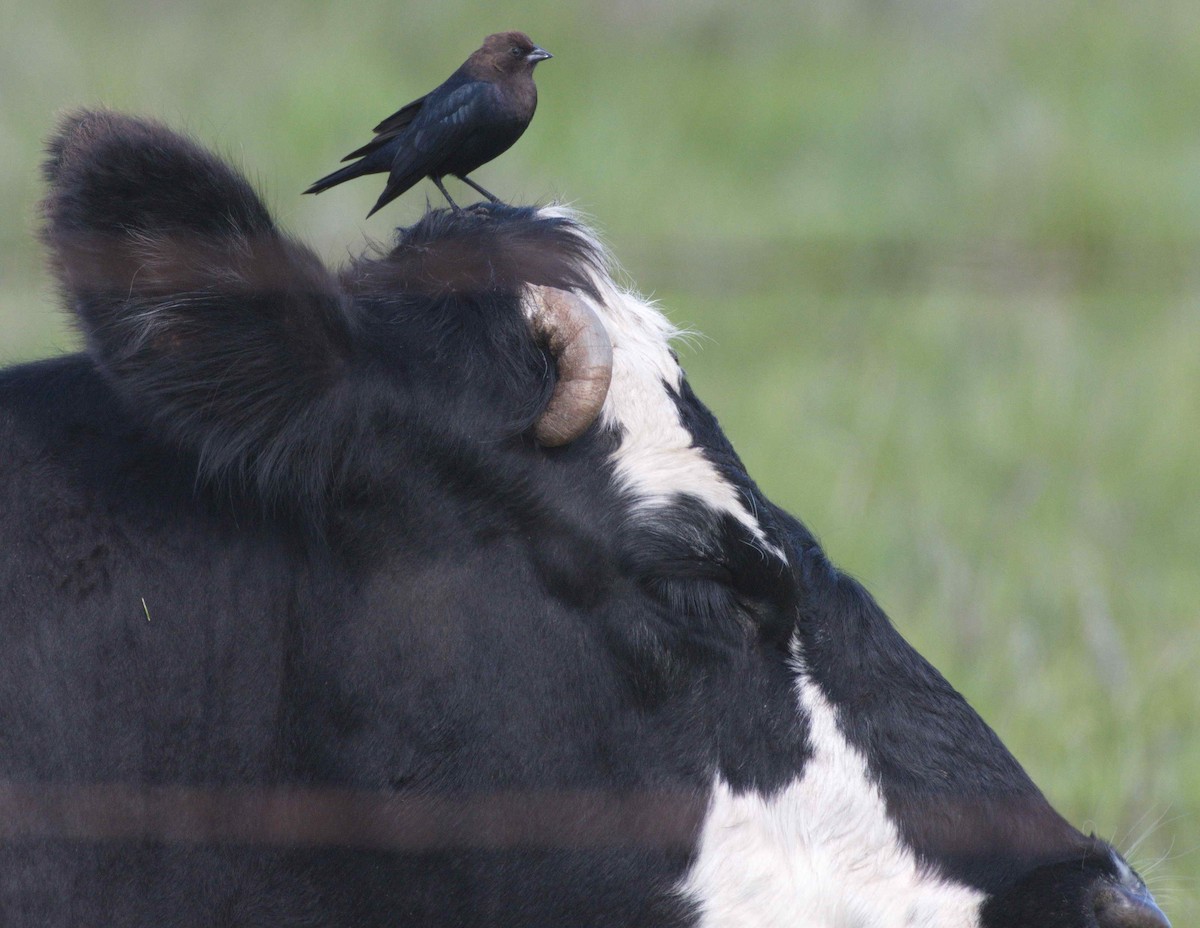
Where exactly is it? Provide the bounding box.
[40,110,616,515]
[350,203,607,300]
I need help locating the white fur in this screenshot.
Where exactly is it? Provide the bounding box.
[678,643,984,928]
[538,207,783,561]
[534,211,981,925]
[1112,851,1133,885]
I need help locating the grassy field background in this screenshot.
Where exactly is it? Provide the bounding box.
[2,0,1195,916]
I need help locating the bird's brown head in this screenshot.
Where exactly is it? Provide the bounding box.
[472,31,552,76]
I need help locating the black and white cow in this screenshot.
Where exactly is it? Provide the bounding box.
[0,110,1169,927]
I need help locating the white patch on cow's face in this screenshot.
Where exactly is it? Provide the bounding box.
[1111,848,1137,886]
[536,208,782,561]
[678,641,984,928]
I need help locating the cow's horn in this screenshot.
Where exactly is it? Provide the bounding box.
[526,285,613,447]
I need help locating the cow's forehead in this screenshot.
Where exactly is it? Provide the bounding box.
[537,209,785,564]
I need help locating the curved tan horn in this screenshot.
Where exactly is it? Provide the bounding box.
[526,285,614,447]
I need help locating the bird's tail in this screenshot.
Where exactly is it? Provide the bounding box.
[304,155,385,196]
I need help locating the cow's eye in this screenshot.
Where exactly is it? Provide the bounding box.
[620,516,777,627]
[637,559,743,624]
[641,574,741,623]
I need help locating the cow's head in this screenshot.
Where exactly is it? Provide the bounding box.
[41,110,1168,928]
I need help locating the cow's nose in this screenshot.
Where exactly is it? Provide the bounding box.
[1092,882,1170,928]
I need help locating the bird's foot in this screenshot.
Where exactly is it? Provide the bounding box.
[459,176,503,205]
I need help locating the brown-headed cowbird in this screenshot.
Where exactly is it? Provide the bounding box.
[305,31,551,216]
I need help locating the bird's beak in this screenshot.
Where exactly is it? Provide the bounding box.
[527,47,552,63]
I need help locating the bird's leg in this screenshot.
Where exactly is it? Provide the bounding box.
[458,175,502,204]
[432,176,461,213]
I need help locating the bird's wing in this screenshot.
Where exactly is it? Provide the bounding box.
[372,96,427,135]
[368,82,495,215]
[339,95,428,162]
[402,81,492,157]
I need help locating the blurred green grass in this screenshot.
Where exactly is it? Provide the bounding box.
[1,0,1195,915]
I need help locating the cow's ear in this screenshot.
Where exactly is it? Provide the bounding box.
[41,110,354,503]
[43,109,276,244]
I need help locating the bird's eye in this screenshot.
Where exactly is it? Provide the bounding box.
[510,46,522,57]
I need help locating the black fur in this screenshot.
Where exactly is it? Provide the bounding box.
[40,112,602,519]
[0,111,1162,927]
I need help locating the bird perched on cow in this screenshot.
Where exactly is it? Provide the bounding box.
[305,31,551,217]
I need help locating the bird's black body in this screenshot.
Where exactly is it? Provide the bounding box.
[306,31,550,216]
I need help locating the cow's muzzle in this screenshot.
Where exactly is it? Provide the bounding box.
[1092,879,1170,928]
